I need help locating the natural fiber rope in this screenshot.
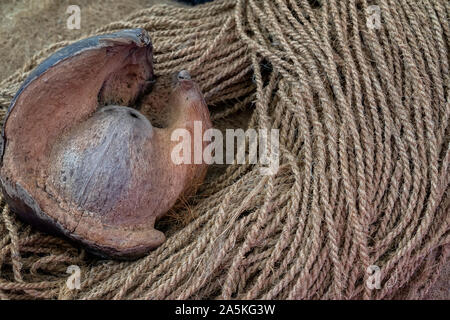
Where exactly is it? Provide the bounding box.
[0,0,448,300]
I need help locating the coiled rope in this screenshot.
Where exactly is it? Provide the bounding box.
[0,0,448,299]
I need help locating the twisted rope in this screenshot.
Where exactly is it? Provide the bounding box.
[0,0,448,300]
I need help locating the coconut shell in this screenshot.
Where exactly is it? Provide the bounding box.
[0,29,211,259]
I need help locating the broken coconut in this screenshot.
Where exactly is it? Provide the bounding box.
[0,29,211,259]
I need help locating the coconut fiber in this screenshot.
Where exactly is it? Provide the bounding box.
[0,0,448,300]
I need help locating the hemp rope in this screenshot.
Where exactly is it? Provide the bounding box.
[0,0,448,300]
